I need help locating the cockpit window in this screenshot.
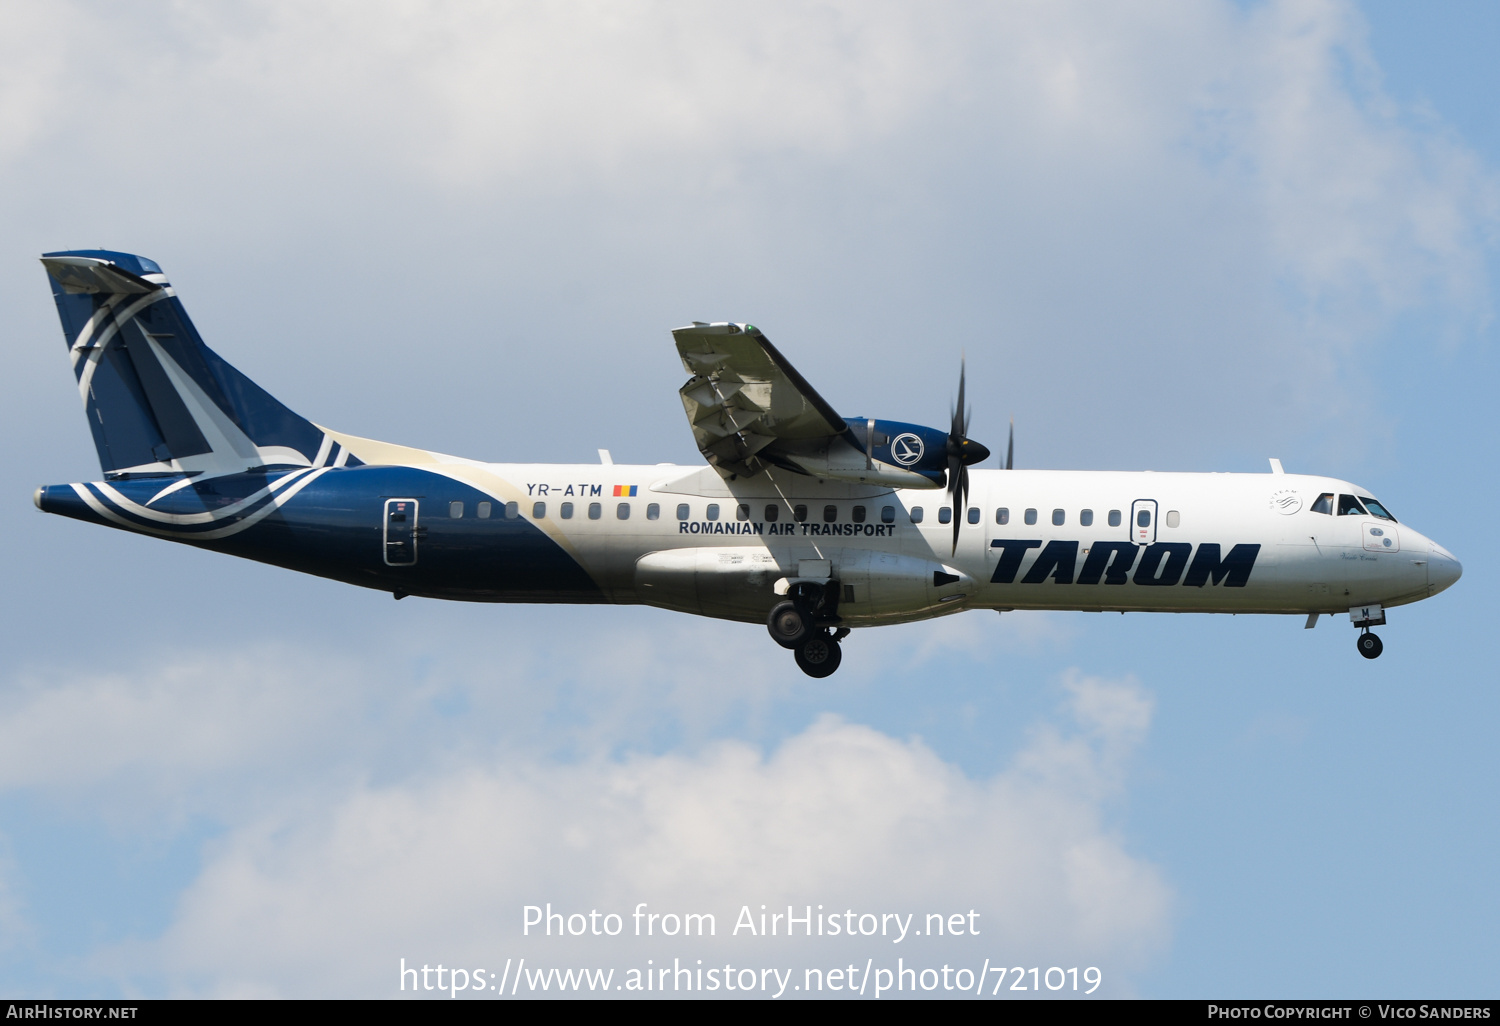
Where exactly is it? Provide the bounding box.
[1311,493,1334,515]
[1359,497,1397,522]
[1337,494,1367,516]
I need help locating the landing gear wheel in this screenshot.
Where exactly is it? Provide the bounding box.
[767,600,812,650]
[794,632,842,678]
[1357,632,1383,659]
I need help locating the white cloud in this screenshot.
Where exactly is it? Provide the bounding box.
[0,649,363,794]
[1214,0,1496,329]
[117,671,1165,996]
[4,0,1491,471]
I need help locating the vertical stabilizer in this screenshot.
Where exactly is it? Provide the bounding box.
[41,250,345,477]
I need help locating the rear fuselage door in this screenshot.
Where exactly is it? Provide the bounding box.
[1130,499,1157,546]
[384,498,419,565]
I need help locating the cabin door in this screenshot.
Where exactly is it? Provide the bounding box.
[1130,499,1158,546]
[384,498,419,566]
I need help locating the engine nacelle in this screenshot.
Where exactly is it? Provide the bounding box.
[782,418,951,488]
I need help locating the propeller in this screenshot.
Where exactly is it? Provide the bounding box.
[946,357,991,554]
[1006,416,1014,470]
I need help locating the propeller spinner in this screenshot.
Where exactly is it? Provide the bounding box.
[946,358,991,554]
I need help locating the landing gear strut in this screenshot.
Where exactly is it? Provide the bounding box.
[1357,631,1383,660]
[767,583,847,677]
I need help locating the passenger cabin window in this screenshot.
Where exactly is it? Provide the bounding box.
[910,506,924,524]
[561,502,574,519]
[646,503,660,520]
[765,504,779,522]
[1024,508,1037,526]
[477,501,492,519]
[1080,509,1093,527]
[853,505,867,523]
[617,503,630,520]
[736,504,750,521]
[587,502,601,520]
[1360,497,1397,522]
[532,501,546,519]
[1052,509,1065,526]
[881,505,895,524]
[967,507,980,524]
[676,503,689,520]
[706,503,720,521]
[505,501,520,519]
[1137,509,1151,528]
[449,501,464,518]
[1108,509,1121,527]
[1311,493,1334,515]
[938,507,952,524]
[1166,510,1180,528]
[794,505,808,522]
[996,508,1009,525]
[1337,494,1367,516]
[823,505,838,523]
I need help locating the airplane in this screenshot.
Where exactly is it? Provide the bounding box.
[33,249,1462,676]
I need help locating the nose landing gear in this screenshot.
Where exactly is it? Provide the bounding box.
[1350,603,1386,660]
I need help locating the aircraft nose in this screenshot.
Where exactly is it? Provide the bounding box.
[1428,542,1462,596]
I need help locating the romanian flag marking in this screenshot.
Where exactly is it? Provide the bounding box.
[613,485,637,497]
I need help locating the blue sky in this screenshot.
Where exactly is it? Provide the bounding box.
[0,0,1495,998]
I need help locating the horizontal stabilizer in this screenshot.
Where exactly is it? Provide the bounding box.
[41,255,162,295]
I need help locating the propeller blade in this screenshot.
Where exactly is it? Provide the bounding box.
[1006,417,1014,470]
[950,461,968,555]
[948,358,970,555]
[954,357,967,441]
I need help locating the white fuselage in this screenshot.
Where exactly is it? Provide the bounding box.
[439,460,1460,627]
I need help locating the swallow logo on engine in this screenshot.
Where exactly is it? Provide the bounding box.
[890,433,924,466]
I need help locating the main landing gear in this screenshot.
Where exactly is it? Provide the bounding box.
[794,630,844,677]
[1357,631,1383,660]
[767,583,848,678]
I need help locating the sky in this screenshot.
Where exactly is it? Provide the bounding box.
[0,0,1496,999]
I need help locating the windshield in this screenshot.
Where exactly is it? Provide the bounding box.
[1337,494,1367,516]
[1359,497,1397,522]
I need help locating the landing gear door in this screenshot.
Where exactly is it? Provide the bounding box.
[384,498,419,566]
[1130,499,1157,546]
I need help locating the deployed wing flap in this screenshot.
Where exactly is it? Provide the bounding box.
[673,322,846,478]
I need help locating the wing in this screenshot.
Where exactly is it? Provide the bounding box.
[673,322,847,479]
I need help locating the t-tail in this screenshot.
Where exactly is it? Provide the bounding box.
[40,249,359,478]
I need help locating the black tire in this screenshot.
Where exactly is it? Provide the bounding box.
[1357,632,1383,659]
[767,600,811,650]
[794,634,842,678]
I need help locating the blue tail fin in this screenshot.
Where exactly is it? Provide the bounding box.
[41,250,341,478]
